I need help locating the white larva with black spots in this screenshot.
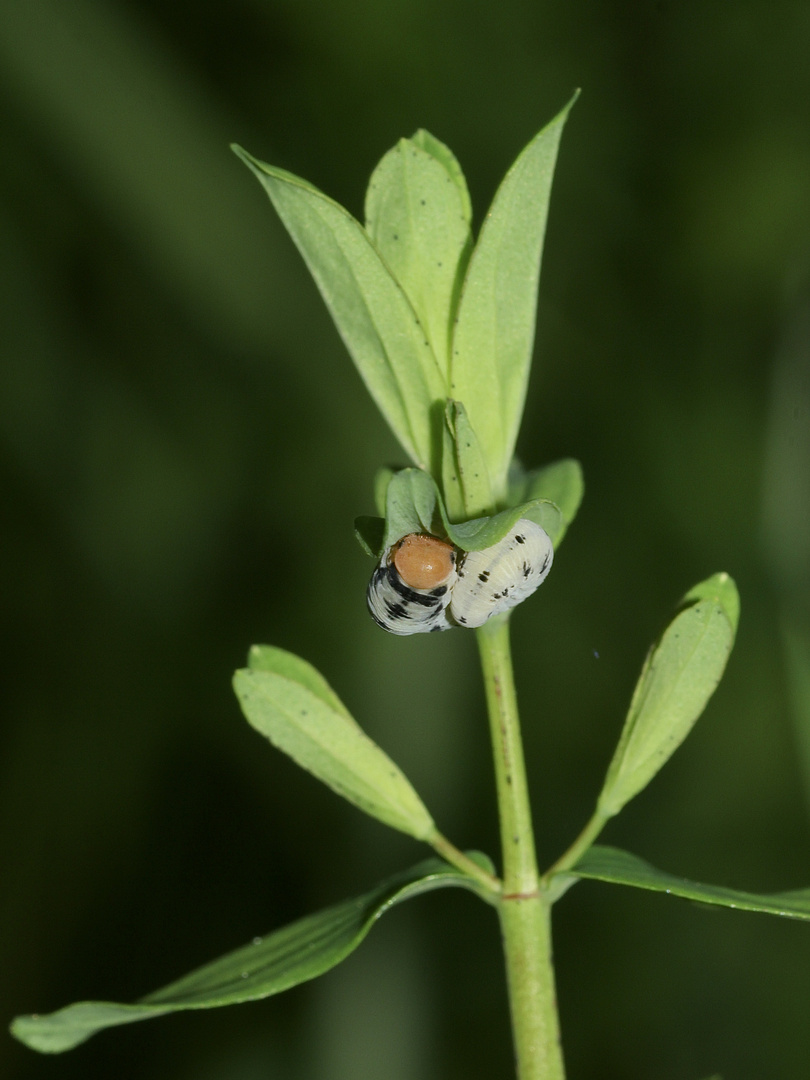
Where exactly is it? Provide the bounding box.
[366,519,553,635]
[449,519,553,628]
[366,534,458,636]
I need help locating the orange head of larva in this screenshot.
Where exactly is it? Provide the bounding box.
[392,534,456,590]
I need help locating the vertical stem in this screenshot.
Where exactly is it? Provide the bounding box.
[477,616,565,1080]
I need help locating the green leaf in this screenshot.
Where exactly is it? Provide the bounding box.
[598,574,739,818]
[441,400,495,520]
[374,465,397,517]
[365,134,473,372]
[566,845,810,921]
[10,856,493,1054]
[232,145,447,473]
[380,466,562,554]
[449,93,579,500]
[354,515,385,558]
[246,645,352,719]
[508,458,583,546]
[234,654,434,840]
[381,467,442,549]
[410,130,472,225]
[444,500,562,552]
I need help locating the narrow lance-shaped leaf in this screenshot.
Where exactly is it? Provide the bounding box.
[232,146,447,472]
[562,845,810,922]
[10,856,494,1054]
[450,92,579,500]
[441,400,495,521]
[365,133,473,373]
[597,573,739,818]
[234,647,434,840]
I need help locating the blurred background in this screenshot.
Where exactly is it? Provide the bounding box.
[2,1,810,1077]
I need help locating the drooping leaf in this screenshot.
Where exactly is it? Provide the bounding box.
[597,574,739,818]
[508,458,583,546]
[365,135,472,372]
[565,845,810,921]
[10,856,494,1054]
[449,93,579,500]
[234,654,434,840]
[232,146,447,473]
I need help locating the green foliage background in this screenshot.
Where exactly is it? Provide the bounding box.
[2,2,810,1077]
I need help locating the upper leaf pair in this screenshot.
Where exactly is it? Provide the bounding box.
[232,92,578,506]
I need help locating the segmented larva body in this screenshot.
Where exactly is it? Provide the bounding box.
[367,534,458,635]
[367,520,553,636]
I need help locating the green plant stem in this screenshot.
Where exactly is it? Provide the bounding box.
[477,616,565,1080]
[542,806,611,883]
[427,828,502,898]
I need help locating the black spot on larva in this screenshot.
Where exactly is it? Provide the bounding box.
[385,601,408,620]
[540,552,550,572]
[430,625,443,632]
[389,573,439,607]
[522,562,532,578]
[478,570,491,583]
[493,592,502,600]
[515,534,525,544]
[456,615,467,625]
[431,585,448,597]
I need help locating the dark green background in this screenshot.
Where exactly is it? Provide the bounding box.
[3,2,810,1077]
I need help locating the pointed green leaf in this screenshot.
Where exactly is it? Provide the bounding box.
[598,574,739,818]
[354,515,386,558]
[508,458,583,546]
[410,130,472,225]
[450,93,579,499]
[380,467,442,549]
[234,660,434,840]
[10,856,493,1054]
[565,845,810,921]
[232,145,447,472]
[441,400,494,520]
[246,645,353,719]
[365,135,472,371]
